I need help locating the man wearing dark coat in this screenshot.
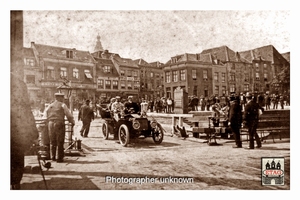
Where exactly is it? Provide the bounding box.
[243,92,263,149]
[78,99,94,137]
[228,93,243,148]
[124,96,140,114]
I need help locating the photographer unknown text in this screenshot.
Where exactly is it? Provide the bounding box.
[105,176,194,185]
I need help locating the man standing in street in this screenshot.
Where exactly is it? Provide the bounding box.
[243,92,262,149]
[78,99,94,137]
[44,93,75,162]
[228,93,243,148]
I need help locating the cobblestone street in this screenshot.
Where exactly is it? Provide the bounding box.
[19,111,290,190]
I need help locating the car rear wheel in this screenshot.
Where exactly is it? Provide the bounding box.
[152,123,164,144]
[102,122,109,140]
[118,124,130,147]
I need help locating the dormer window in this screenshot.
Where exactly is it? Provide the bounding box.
[66,50,73,58]
[103,65,111,73]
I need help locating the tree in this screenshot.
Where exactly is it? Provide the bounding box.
[270,66,290,93]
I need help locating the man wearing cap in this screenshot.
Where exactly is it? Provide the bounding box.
[78,99,94,137]
[111,96,125,121]
[228,93,243,148]
[44,92,75,162]
[243,92,262,149]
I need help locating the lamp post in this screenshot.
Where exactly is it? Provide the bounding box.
[57,77,73,113]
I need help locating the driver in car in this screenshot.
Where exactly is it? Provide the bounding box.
[111,96,125,121]
[124,96,140,114]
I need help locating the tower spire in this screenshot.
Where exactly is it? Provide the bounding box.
[94,33,104,52]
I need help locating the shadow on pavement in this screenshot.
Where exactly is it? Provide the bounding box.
[20,169,289,190]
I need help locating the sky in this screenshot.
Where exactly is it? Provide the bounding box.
[22,9,291,63]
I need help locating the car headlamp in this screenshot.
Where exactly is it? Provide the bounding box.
[150,121,157,128]
[132,120,140,129]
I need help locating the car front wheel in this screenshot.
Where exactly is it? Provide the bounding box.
[118,124,130,147]
[152,123,164,144]
[102,122,109,140]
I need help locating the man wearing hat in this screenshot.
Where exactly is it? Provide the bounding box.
[111,96,125,121]
[243,92,262,149]
[228,92,243,148]
[124,96,140,114]
[44,92,75,162]
[78,99,94,137]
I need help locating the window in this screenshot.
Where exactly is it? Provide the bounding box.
[148,83,152,90]
[60,67,67,78]
[26,75,35,84]
[222,86,226,95]
[221,73,225,82]
[203,70,208,80]
[245,73,249,82]
[134,81,139,89]
[264,73,268,81]
[193,86,197,96]
[127,81,132,89]
[230,84,235,93]
[103,66,111,73]
[244,84,249,91]
[231,63,235,69]
[150,72,154,78]
[24,58,35,67]
[180,70,186,81]
[255,63,259,70]
[105,80,111,89]
[112,80,118,89]
[255,72,260,80]
[120,80,126,89]
[214,72,219,82]
[133,71,138,77]
[230,73,235,81]
[127,70,132,77]
[120,70,125,76]
[97,79,104,89]
[215,86,219,96]
[166,72,171,83]
[66,50,73,58]
[264,64,267,69]
[172,71,178,82]
[192,70,197,80]
[84,69,93,79]
[254,83,259,91]
[46,66,55,79]
[73,68,79,79]
[156,73,160,78]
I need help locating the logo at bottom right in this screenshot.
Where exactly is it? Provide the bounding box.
[262,157,284,186]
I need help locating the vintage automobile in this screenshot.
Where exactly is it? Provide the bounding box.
[99,108,164,147]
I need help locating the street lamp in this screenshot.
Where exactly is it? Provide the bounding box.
[57,77,73,112]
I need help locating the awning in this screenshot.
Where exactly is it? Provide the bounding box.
[85,72,93,79]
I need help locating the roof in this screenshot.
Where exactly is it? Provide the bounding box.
[94,57,119,77]
[239,45,289,65]
[201,45,237,62]
[23,47,35,57]
[281,52,290,63]
[32,43,95,63]
[112,56,139,68]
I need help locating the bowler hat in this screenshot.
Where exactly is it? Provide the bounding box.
[54,92,64,96]
[245,92,252,98]
[86,99,90,103]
